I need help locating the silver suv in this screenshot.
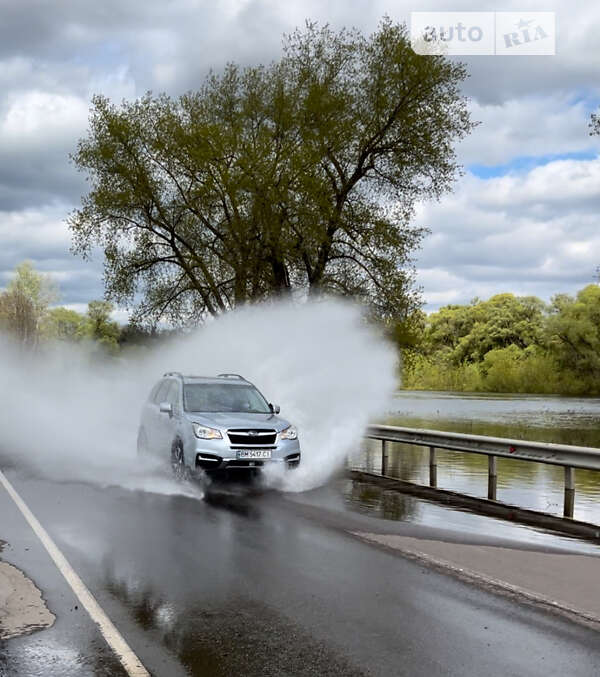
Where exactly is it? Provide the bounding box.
[137,373,301,479]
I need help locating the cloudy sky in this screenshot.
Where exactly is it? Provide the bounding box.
[1,0,598,315]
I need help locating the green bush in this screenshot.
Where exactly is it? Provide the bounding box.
[400,285,600,395]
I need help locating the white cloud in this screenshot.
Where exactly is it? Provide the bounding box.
[0,205,70,256]
[459,95,600,167]
[0,204,104,302]
[0,90,88,149]
[475,158,600,213]
[0,89,89,209]
[87,66,136,103]
[415,157,600,310]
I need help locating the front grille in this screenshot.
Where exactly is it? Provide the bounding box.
[227,429,277,447]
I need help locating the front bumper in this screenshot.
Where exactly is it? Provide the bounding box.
[193,438,301,472]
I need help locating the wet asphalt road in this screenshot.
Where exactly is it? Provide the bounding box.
[1,469,600,677]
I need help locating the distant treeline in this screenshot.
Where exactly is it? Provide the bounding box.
[401,285,600,395]
[0,262,171,353]
[4,262,599,395]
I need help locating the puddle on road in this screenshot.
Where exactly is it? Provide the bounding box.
[290,479,600,556]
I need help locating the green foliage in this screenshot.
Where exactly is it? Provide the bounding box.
[85,301,121,352]
[0,262,58,346]
[403,286,600,395]
[7,261,58,309]
[546,285,600,380]
[40,302,122,353]
[0,262,127,354]
[41,307,88,341]
[385,309,425,375]
[425,293,546,364]
[69,19,474,325]
[480,345,558,393]
[403,352,482,391]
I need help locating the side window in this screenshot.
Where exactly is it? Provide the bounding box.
[153,380,170,404]
[167,381,180,407]
[161,380,180,416]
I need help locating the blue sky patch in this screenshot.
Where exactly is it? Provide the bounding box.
[468,150,599,178]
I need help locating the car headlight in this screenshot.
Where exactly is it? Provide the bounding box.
[192,423,223,440]
[279,425,298,440]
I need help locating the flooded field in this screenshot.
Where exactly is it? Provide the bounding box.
[350,391,600,525]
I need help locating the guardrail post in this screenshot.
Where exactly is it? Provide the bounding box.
[488,455,497,500]
[429,447,437,487]
[382,440,389,476]
[564,466,575,518]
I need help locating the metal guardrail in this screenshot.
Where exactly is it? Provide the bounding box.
[366,425,600,519]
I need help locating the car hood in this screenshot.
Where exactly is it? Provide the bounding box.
[186,411,291,432]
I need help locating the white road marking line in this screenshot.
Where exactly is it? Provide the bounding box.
[0,469,150,677]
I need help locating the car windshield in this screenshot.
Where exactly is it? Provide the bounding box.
[184,383,271,414]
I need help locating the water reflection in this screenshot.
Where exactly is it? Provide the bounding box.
[339,480,600,555]
[203,481,265,517]
[99,511,367,677]
[351,391,600,524]
[347,482,419,522]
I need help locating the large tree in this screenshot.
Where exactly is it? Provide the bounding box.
[546,285,600,380]
[423,293,547,364]
[0,261,57,346]
[70,19,474,325]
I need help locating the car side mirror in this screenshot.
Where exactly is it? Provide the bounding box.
[159,402,173,416]
[270,403,281,415]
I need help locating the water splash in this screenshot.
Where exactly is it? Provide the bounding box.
[0,299,397,495]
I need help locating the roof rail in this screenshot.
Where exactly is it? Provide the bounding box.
[163,371,184,379]
[217,373,247,381]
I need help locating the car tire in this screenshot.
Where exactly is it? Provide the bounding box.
[171,440,190,482]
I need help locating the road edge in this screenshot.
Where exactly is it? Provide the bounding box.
[350,530,600,633]
[0,469,150,676]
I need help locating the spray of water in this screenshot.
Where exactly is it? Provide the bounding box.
[0,299,397,496]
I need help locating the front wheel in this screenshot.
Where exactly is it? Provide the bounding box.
[171,440,190,481]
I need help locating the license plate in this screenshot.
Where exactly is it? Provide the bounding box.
[237,449,272,459]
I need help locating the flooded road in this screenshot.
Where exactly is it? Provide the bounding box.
[2,470,600,676]
[2,394,600,675]
[350,391,600,524]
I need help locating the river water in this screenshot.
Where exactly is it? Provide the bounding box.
[349,391,600,528]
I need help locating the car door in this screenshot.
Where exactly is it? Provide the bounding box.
[139,381,161,452]
[147,379,171,454]
[162,379,182,452]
